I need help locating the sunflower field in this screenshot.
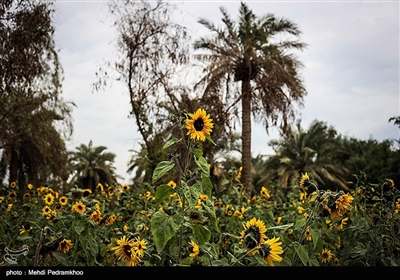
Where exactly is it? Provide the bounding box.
[0,108,399,268]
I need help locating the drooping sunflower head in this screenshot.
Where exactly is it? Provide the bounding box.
[82,189,92,198]
[111,236,141,266]
[185,108,213,142]
[19,222,33,234]
[331,192,354,219]
[239,217,267,254]
[89,209,102,224]
[58,238,73,253]
[260,237,284,266]
[189,240,201,263]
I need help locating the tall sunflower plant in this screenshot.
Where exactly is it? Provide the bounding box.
[150,108,219,265]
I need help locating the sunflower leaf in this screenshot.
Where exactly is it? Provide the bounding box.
[293,242,309,266]
[152,161,175,184]
[202,174,213,197]
[194,156,209,176]
[203,199,219,232]
[182,181,202,207]
[191,224,211,244]
[151,210,184,253]
[205,134,216,145]
[162,137,181,150]
[155,184,174,204]
[51,251,69,266]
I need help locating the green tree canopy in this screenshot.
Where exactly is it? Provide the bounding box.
[0,0,74,191]
[67,140,120,191]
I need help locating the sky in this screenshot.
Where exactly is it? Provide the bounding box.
[52,0,399,184]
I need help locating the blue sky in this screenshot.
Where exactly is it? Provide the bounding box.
[52,0,399,183]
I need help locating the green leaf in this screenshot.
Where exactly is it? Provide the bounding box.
[73,220,85,234]
[294,216,307,230]
[310,227,320,249]
[182,181,202,208]
[193,148,203,159]
[221,179,229,185]
[79,233,98,266]
[51,251,69,266]
[16,232,32,241]
[195,156,209,176]
[152,161,175,184]
[155,184,174,204]
[150,211,184,253]
[203,199,219,232]
[191,224,211,245]
[294,243,309,266]
[268,223,294,231]
[308,254,320,266]
[206,134,216,145]
[202,174,213,198]
[162,137,181,150]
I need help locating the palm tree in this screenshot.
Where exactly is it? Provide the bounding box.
[193,2,307,195]
[257,120,350,197]
[67,140,120,191]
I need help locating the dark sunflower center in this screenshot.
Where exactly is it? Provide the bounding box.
[123,244,132,256]
[60,241,67,249]
[194,118,204,131]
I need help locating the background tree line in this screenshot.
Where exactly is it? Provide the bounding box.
[0,0,398,197]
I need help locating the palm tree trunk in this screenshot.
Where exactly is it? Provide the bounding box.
[241,79,253,196]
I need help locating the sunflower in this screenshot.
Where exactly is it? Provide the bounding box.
[8,191,17,200]
[304,227,312,241]
[299,172,309,188]
[43,193,54,205]
[19,223,33,234]
[121,184,130,192]
[189,240,200,262]
[71,201,86,214]
[27,183,33,190]
[10,181,16,189]
[167,180,176,188]
[105,214,117,226]
[89,209,102,224]
[59,196,68,206]
[132,237,147,258]
[239,217,267,254]
[331,193,354,219]
[82,189,92,198]
[260,186,270,198]
[23,193,31,200]
[186,108,213,141]
[337,217,349,231]
[97,183,104,192]
[260,237,284,266]
[58,239,73,253]
[320,248,333,263]
[199,194,208,202]
[112,236,141,266]
[236,166,243,179]
[42,205,51,215]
